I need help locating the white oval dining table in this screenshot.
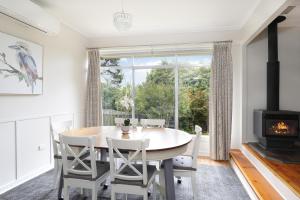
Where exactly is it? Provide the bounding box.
[59,126,193,200]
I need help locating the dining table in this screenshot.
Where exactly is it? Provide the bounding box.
[58,126,193,200]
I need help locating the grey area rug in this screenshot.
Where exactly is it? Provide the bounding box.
[0,164,250,200]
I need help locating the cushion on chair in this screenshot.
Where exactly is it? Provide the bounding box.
[161,156,196,171]
[64,160,110,181]
[111,164,157,187]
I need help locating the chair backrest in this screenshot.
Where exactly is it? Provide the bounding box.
[140,119,165,128]
[50,120,73,156]
[192,125,202,168]
[115,118,139,127]
[106,138,150,185]
[59,135,97,178]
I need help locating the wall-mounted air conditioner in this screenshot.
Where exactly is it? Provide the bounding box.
[0,0,60,35]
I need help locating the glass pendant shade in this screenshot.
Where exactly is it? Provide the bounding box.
[113,11,132,31]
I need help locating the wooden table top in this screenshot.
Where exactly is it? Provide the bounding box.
[63,126,193,151]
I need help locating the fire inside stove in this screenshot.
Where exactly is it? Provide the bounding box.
[272,121,289,134]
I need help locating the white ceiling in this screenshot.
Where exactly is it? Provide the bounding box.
[280,3,300,28]
[32,0,261,38]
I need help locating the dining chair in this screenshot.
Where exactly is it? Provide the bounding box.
[50,120,73,187]
[159,125,202,199]
[140,119,165,128]
[59,135,110,200]
[107,138,158,200]
[115,117,139,127]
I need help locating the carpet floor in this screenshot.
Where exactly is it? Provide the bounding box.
[0,163,250,200]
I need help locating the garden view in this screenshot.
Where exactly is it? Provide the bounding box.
[101,56,210,134]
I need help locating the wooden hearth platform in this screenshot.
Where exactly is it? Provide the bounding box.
[230,149,283,200]
[244,144,300,198]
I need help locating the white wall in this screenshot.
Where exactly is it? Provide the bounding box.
[231,43,243,148]
[0,14,87,193]
[0,15,87,123]
[88,30,240,48]
[245,27,300,142]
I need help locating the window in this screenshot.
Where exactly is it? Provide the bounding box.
[100,54,211,134]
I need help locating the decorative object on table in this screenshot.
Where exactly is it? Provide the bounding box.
[121,118,130,134]
[119,94,133,134]
[0,31,43,94]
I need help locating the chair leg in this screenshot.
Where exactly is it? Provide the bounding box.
[111,188,116,200]
[152,182,157,200]
[53,159,59,188]
[143,190,148,200]
[63,183,69,200]
[191,173,197,199]
[92,185,97,200]
[159,171,165,199]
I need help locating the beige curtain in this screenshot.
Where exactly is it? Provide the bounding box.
[209,41,233,160]
[85,49,101,127]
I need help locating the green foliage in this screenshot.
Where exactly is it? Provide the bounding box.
[178,67,210,133]
[101,58,124,87]
[135,69,175,127]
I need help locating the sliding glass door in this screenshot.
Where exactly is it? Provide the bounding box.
[100,54,211,134]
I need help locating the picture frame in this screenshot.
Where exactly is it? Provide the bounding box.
[0,31,43,94]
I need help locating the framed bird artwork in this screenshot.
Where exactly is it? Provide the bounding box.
[0,31,43,94]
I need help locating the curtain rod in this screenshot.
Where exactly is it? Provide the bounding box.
[86,41,216,50]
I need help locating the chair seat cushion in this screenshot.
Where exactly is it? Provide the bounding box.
[161,156,196,171]
[64,160,110,181]
[111,164,157,187]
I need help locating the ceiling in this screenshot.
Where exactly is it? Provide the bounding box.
[32,0,261,38]
[280,2,300,28]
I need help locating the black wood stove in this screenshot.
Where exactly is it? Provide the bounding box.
[253,16,300,151]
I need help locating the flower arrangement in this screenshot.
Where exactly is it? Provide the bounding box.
[119,94,134,111]
[119,95,133,134]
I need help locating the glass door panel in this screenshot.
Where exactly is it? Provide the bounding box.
[134,68,175,128]
[101,67,133,125]
[178,66,210,134]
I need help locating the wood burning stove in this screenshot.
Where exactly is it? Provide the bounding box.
[253,16,300,150]
[254,110,300,149]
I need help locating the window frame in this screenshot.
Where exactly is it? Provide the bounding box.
[100,54,211,130]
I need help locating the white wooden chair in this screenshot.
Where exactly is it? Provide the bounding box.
[59,135,110,200]
[140,119,165,128]
[106,138,158,200]
[115,118,139,127]
[50,120,73,187]
[159,125,202,199]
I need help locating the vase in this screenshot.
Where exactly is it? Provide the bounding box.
[121,125,130,134]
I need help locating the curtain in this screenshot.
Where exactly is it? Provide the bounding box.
[85,49,101,127]
[209,41,233,160]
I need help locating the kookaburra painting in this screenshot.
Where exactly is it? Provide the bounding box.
[0,31,43,94]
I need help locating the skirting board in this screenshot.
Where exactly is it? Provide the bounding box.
[0,165,53,195]
[241,145,300,200]
[230,159,259,200]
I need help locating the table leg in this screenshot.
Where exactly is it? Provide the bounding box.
[100,148,107,161]
[57,167,63,199]
[100,148,108,189]
[163,159,175,200]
